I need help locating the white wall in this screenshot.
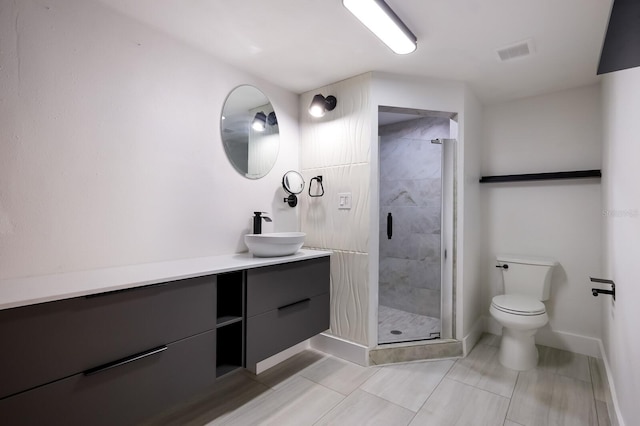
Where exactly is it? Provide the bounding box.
[461,86,484,350]
[0,0,299,280]
[601,67,640,425]
[481,85,603,355]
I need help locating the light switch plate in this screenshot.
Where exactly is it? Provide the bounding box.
[338,192,352,210]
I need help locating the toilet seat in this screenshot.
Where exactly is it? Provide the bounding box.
[491,294,545,316]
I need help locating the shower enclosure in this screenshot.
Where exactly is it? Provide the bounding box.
[377,107,455,345]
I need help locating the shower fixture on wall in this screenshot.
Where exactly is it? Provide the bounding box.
[308,94,337,117]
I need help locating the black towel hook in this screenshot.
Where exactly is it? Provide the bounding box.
[309,176,324,197]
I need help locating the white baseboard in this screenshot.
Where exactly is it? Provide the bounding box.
[534,328,600,357]
[251,340,310,375]
[598,339,625,426]
[483,315,600,357]
[462,316,484,355]
[310,332,369,366]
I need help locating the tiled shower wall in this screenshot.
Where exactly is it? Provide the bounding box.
[378,117,450,319]
[299,73,372,346]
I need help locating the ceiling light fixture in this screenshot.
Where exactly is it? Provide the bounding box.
[251,111,267,131]
[343,0,417,55]
[308,94,337,117]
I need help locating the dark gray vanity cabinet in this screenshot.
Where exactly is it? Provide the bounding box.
[0,255,330,424]
[0,275,217,426]
[245,257,330,367]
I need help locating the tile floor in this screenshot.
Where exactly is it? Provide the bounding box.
[144,334,610,426]
[378,305,441,344]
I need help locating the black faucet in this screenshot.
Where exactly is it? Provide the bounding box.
[252,212,272,234]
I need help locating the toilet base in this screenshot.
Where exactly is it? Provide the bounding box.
[499,328,539,371]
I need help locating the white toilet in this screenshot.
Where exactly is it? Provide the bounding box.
[490,255,556,371]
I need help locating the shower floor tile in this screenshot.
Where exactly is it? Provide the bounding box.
[378,305,440,344]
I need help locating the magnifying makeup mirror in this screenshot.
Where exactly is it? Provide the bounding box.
[282,171,305,207]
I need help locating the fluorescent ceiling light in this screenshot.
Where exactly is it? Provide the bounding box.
[343,0,417,55]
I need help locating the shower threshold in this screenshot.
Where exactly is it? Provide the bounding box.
[369,339,463,366]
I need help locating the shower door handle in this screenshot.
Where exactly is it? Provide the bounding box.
[387,213,392,239]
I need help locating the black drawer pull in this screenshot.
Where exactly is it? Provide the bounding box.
[83,345,167,376]
[278,298,311,311]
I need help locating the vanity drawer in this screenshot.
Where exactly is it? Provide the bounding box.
[246,257,330,317]
[0,329,216,426]
[0,274,216,400]
[246,292,329,366]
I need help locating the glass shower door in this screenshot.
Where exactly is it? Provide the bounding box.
[377,113,448,344]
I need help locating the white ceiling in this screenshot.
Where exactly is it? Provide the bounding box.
[97,0,613,104]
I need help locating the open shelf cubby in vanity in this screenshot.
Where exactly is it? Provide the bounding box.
[215,270,245,378]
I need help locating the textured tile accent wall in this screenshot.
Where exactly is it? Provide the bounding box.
[327,251,369,345]
[300,74,372,169]
[300,164,370,253]
[300,74,372,346]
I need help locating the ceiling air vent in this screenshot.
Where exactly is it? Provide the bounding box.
[496,39,535,62]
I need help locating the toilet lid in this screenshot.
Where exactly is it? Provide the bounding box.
[491,294,546,316]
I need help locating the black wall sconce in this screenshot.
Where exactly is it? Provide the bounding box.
[251,111,267,131]
[252,111,278,132]
[267,111,277,126]
[308,94,337,117]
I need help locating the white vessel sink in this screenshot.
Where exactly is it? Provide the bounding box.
[244,232,306,257]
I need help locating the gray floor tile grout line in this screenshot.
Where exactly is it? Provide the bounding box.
[588,356,606,426]
[503,370,521,425]
[404,355,456,419]
[444,375,514,399]
[353,387,418,426]
[310,389,347,426]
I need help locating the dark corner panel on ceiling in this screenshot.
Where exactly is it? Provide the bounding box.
[597,0,640,75]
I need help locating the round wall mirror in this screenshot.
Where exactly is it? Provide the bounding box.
[221,85,279,179]
[283,170,305,194]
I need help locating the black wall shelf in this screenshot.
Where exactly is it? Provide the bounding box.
[479,169,601,184]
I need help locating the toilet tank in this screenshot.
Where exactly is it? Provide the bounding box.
[497,255,557,301]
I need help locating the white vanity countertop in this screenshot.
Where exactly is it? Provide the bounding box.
[0,249,332,311]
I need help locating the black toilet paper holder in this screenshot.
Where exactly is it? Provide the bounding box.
[590,277,615,300]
